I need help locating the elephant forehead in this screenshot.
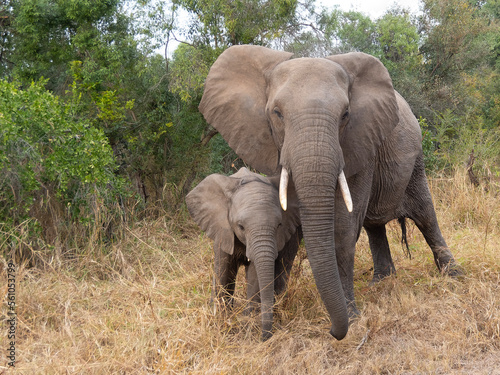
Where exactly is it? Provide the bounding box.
[231,183,280,216]
[272,58,349,88]
[233,181,278,204]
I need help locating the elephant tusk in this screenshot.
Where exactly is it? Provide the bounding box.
[279,167,289,211]
[339,170,353,213]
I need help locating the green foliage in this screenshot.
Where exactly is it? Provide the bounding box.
[420,0,491,82]
[0,0,14,77]
[173,0,299,47]
[131,0,176,55]
[375,9,421,73]
[162,0,311,102]
[336,11,377,53]
[8,0,123,87]
[0,79,122,250]
[69,58,137,143]
[169,44,222,102]
[419,117,439,173]
[315,9,378,54]
[432,109,500,173]
[207,133,245,176]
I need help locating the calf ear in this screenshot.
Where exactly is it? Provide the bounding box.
[186,174,239,255]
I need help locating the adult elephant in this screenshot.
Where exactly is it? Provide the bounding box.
[198,45,460,340]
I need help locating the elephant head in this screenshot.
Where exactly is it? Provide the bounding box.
[185,167,300,339]
[199,45,399,339]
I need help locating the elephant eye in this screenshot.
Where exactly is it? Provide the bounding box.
[273,107,284,120]
[342,108,349,121]
[342,110,349,120]
[238,223,245,231]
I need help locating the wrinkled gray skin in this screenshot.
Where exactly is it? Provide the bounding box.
[198,45,461,340]
[186,167,300,340]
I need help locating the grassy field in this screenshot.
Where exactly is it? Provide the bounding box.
[1,171,499,374]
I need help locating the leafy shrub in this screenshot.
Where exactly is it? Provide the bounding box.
[432,109,500,176]
[0,79,124,258]
[419,117,439,174]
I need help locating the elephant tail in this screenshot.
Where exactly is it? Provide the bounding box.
[398,217,411,259]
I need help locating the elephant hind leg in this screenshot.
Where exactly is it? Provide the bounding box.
[403,155,462,276]
[364,224,396,284]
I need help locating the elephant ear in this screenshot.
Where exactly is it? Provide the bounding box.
[186,174,240,255]
[326,53,399,178]
[268,175,301,252]
[199,45,293,175]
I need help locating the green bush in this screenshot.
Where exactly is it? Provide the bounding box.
[0,79,124,257]
[432,110,500,175]
[419,117,439,174]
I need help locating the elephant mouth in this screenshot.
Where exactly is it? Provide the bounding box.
[279,167,353,213]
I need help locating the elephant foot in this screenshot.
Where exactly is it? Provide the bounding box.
[439,259,464,278]
[261,329,273,341]
[243,302,259,316]
[433,248,464,277]
[369,266,396,286]
[369,272,395,286]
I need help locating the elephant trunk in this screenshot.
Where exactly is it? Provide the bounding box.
[248,230,277,341]
[283,119,349,340]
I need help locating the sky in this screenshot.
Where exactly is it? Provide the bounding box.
[319,0,422,18]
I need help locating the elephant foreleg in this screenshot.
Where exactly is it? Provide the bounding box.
[364,224,396,284]
[336,171,373,321]
[213,248,240,312]
[335,220,361,321]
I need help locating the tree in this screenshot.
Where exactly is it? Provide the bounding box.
[129,0,310,198]
[420,0,490,81]
[373,8,430,118]
[336,11,377,53]
[172,0,301,47]
[416,0,500,174]
[8,0,125,89]
[0,0,14,77]
[375,8,421,74]
[301,8,380,56]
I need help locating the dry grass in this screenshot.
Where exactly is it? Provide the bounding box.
[1,170,499,374]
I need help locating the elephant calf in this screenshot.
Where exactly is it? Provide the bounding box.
[186,167,301,340]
